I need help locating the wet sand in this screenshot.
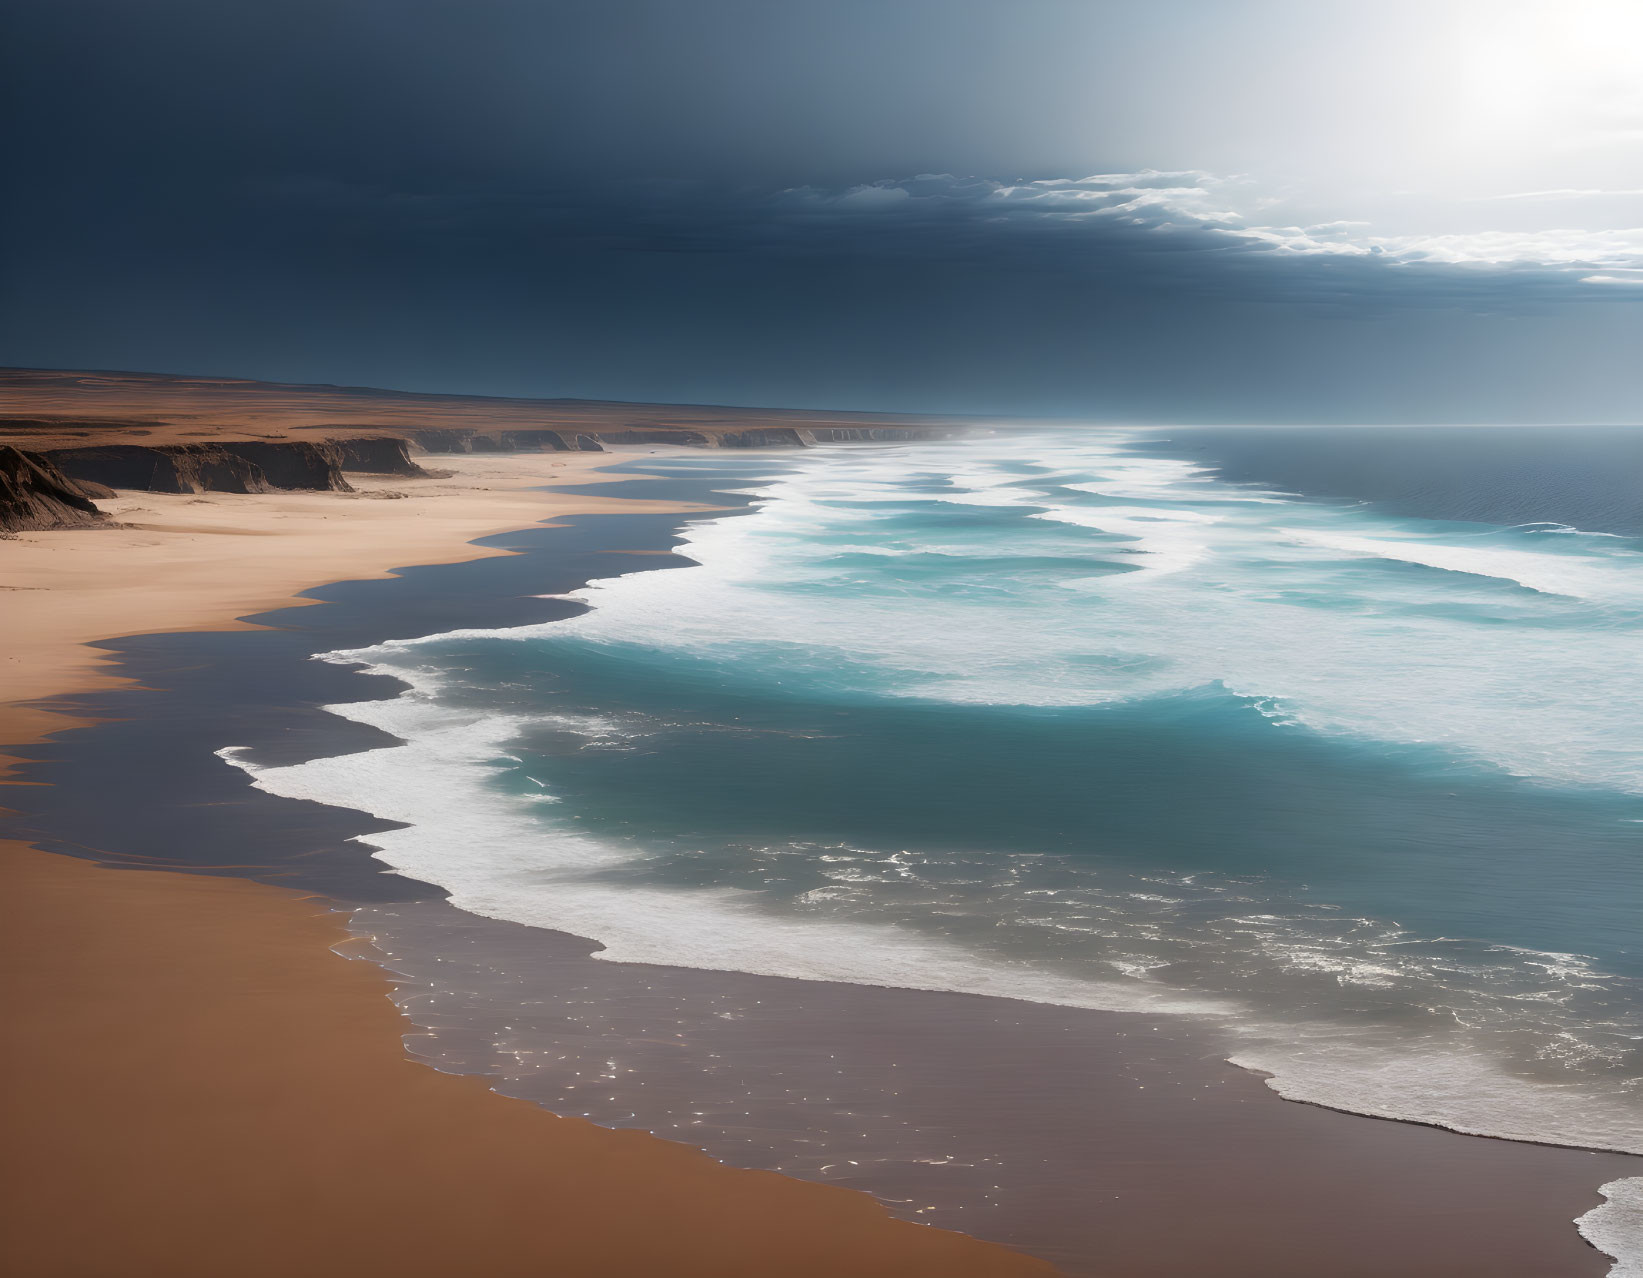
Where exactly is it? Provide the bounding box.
[0,451,1047,1278]
[0,841,1048,1278]
[355,894,1638,1278]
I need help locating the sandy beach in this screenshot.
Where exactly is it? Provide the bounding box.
[1,452,706,771]
[4,440,1637,1278]
[10,2,1641,1270]
[0,450,1049,1277]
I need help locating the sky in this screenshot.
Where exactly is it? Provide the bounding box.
[3,0,1640,422]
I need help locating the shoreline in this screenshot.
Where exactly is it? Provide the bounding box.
[1,451,712,771]
[0,449,1050,1277]
[4,446,1637,1276]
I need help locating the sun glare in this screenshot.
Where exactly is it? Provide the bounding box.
[1455,0,1643,148]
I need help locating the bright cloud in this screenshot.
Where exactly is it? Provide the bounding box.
[772,172,1643,298]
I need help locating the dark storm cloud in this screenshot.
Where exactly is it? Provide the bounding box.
[254,167,1643,308]
[2,0,1639,421]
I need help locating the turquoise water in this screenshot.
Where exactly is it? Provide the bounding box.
[231,428,1643,1152]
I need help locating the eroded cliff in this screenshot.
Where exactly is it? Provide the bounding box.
[0,446,107,532]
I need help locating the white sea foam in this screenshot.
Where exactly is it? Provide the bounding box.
[932,487,1048,507]
[217,704,1225,1019]
[1282,526,1643,604]
[1041,454,1213,500]
[1032,504,1222,578]
[231,429,1643,1165]
[406,432,1643,792]
[1578,1178,1643,1278]
[1229,1035,1643,1154]
[222,653,1643,1155]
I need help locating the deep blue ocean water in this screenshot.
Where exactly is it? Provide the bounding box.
[229,426,1643,1154]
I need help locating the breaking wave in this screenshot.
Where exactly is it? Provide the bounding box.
[221,428,1643,1158]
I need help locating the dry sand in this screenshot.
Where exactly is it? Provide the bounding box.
[1,452,695,770]
[0,453,1051,1278]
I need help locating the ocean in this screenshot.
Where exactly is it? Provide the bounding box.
[227,425,1643,1160]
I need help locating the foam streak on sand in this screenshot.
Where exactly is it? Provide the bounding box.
[1579,1178,1643,1278]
